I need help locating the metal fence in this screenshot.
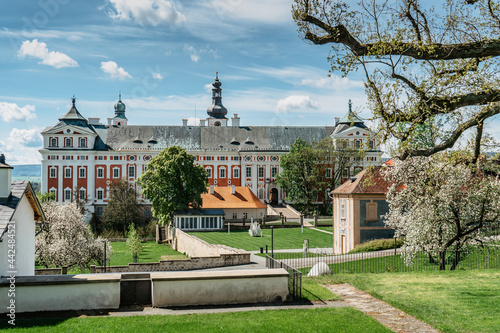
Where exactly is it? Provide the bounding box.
[266,255,302,300]
[267,246,500,275]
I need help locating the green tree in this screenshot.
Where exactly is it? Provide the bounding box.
[293,0,500,159]
[101,178,144,235]
[137,146,208,226]
[276,138,319,214]
[314,137,363,210]
[37,191,55,204]
[126,224,143,263]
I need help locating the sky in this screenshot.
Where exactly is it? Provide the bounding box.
[0,0,371,165]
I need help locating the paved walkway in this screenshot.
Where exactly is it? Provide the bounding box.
[326,284,440,333]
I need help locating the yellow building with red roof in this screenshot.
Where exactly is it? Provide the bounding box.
[202,185,267,222]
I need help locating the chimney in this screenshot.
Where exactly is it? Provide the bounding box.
[200,119,206,127]
[334,117,340,126]
[210,185,214,194]
[231,114,240,127]
[0,154,13,202]
[182,119,188,127]
[107,118,112,126]
[231,185,235,195]
[88,117,100,125]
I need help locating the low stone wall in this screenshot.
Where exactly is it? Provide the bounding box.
[35,268,62,275]
[0,274,121,313]
[91,252,250,273]
[1,269,289,313]
[151,269,290,307]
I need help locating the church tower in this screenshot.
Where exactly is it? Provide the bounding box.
[111,93,127,126]
[207,72,228,126]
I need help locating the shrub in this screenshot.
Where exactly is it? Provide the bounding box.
[349,238,404,254]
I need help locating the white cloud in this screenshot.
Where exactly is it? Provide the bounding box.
[206,0,292,24]
[0,128,43,164]
[275,95,319,114]
[184,44,218,62]
[152,73,164,80]
[107,0,185,26]
[17,39,78,69]
[300,77,364,90]
[0,102,36,122]
[100,61,132,80]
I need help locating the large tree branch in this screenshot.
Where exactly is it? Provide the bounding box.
[301,14,500,60]
[399,102,500,159]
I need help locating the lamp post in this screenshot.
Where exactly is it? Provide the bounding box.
[102,240,107,273]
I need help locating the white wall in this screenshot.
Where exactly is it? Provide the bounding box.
[0,195,36,277]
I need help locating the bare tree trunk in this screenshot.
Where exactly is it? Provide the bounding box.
[439,251,446,271]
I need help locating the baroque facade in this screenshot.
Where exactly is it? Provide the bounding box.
[40,74,383,219]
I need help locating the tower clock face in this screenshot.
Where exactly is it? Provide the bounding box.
[214,121,221,126]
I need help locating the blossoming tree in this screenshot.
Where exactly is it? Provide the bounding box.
[384,155,500,270]
[36,201,110,270]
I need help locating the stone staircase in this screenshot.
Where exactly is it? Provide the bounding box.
[270,205,301,219]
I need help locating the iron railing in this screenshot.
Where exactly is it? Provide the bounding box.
[266,255,302,300]
[267,246,500,275]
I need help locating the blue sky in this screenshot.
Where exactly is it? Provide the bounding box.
[0,0,370,164]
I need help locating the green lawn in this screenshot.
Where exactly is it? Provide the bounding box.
[315,226,333,232]
[1,308,391,333]
[189,228,333,251]
[315,219,333,226]
[109,241,187,266]
[314,269,500,333]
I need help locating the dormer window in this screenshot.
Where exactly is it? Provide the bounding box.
[79,138,87,148]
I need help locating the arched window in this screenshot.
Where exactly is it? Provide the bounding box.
[369,140,375,149]
[355,140,361,149]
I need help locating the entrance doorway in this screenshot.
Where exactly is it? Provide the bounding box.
[270,188,278,205]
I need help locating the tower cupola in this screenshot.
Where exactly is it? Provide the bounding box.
[207,72,228,119]
[112,93,128,126]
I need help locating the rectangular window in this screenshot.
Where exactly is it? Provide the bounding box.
[233,168,239,178]
[50,155,56,160]
[206,156,212,161]
[80,155,86,160]
[79,189,86,200]
[129,165,135,178]
[206,167,212,178]
[220,156,226,161]
[340,202,346,218]
[232,212,237,219]
[65,138,72,147]
[49,189,56,197]
[64,167,71,178]
[97,189,103,200]
[243,212,248,219]
[64,155,71,160]
[65,189,71,201]
[97,168,104,178]
[79,167,85,178]
[113,168,120,178]
[258,167,264,178]
[50,167,56,178]
[271,167,278,178]
[233,156,239,161]
[246,166,252,178]
[325,168,332,178]
[113,156,119,160]
[50,138,57,147]
[219,168,226,178]
[98,156,104,160]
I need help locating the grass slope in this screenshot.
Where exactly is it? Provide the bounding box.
[1,308,391,333]
[188,228,333,251]
[315,270,500,333]
[109,241,186,266]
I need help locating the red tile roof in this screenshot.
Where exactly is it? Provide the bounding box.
[201,186,267,209]
[331,166,393,195]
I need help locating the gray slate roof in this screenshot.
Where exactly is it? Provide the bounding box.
[100,125,335,152]
[0,181,38,240]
